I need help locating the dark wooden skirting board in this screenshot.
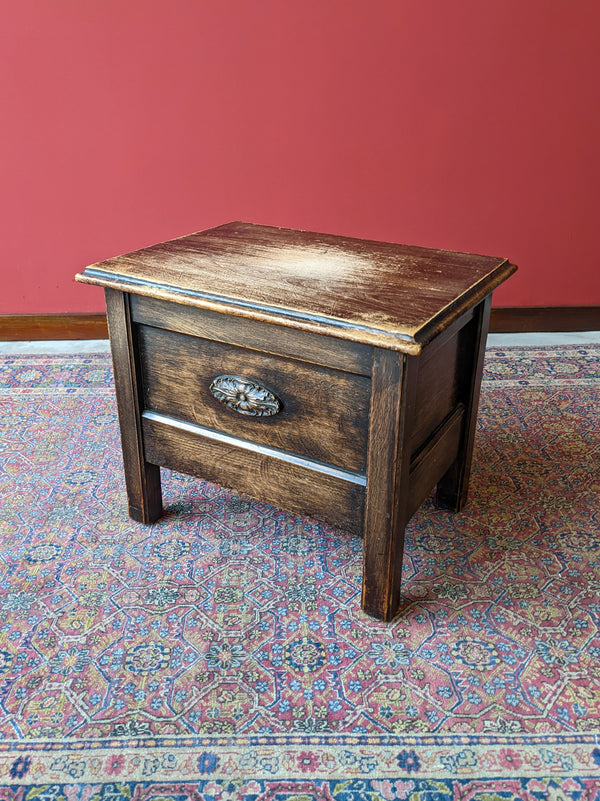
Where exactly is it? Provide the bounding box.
[490,306,600,333]
[1,307,599,341]
[0,314,109,340]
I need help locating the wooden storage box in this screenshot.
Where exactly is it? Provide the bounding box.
[76,222,516,620]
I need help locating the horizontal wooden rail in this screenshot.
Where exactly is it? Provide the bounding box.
[0,307,599,341]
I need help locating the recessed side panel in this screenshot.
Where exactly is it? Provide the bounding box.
[409,309,479,455]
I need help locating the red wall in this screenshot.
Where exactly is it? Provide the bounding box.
[2,0,599,313]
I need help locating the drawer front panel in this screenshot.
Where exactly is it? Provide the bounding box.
[138,324,370,473]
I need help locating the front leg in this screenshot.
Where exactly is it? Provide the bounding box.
[361,349,417,621]
[105,288,163,523]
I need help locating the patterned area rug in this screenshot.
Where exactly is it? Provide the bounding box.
[0,345,599,798]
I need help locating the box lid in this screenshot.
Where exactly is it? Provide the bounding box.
[76,222,517,354]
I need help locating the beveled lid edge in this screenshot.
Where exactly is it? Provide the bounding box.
[75,267,424,354]
[76,253,517,355]
[415,258,518,347]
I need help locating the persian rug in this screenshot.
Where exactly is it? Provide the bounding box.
[0,344,599,799]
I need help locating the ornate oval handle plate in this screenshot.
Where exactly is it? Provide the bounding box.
[209,375,282,417]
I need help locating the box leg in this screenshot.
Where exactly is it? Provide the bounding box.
[361,349,418,621]
[436,295,491,512]
[105,288,163,523]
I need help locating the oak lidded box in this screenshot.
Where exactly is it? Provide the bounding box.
[76,222,517,620]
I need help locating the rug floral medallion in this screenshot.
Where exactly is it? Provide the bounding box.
[0,345,599,799]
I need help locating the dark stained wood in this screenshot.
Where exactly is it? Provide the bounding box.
[104,289,162,523]
[362,350,419,620]
[407,405,465,520]
[436,297,492,511]
[76,222,516,354]
[130,294,373,375]
[0,313,108,341]
[408,329,461,455]
[415,306,475,356]
[489,305,600,333]
[76,223,517,621]
[137,323,371,473]
[142,413,365,535]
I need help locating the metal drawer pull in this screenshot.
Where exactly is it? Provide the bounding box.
[209,375,282,417]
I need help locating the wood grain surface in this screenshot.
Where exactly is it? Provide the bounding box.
[76,222,517,354]
[138,323,371,473]
[361,349,418,620]
[104,289,163,523]
[142,413,365,534]
[130,295,373,375]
